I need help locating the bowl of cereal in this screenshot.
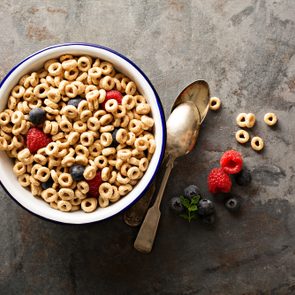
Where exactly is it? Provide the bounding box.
[0,43,166,224]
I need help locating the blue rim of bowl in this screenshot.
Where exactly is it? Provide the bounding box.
[0,42,166,225]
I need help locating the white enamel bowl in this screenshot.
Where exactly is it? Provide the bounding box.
[0,43,166,224]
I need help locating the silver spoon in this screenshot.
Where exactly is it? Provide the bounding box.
[124,80,210,227]
[134,101,201,253]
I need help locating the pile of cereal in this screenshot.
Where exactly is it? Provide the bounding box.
[0,54,156,213]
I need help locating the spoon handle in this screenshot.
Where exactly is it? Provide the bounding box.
[134,157,174,253]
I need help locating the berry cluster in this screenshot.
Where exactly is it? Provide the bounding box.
[208,150,252,212]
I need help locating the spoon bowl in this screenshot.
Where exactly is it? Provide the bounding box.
[166,101,200,158]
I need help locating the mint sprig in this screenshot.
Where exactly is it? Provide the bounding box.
[179,195,200,222]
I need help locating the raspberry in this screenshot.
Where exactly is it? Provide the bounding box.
[101,90,123,110]
[87,171,102,198]
[220,150,243,174]
[208,168,232,194]
[26,128,51,154]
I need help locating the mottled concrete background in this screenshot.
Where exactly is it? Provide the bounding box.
[0,0,295,294]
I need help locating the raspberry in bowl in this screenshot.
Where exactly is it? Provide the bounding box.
[0,43,166,224]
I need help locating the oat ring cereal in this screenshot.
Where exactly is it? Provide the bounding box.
[0,54,156,213]
[264,112,278,126]
[209,97,221,111]
[235,130,250,144]
[251,136,264,151]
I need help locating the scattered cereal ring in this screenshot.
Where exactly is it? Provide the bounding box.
[235,130,250,144]
[236,113,248,128]
[209,97,221,111]
[251,136,264,151]
[264,112,278,126]
[246,113,256,128]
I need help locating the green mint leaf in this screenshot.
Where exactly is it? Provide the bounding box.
[180,196,190,209]
[191,195,201,204]
[189,205,198,211]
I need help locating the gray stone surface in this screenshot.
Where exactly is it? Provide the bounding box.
[0,0,295,294]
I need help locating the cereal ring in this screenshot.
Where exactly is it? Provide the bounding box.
[0,137,8,151]
[94,155,108,169]
[0,112,10,126]
[98,196,109,208]
[100,132,112,147]
[127,166,141,180]
[81,198,98,212]
[89,141,102,157]
[61,59,78,71]
[80,132,94,147]
[45,142,59,156]
[99,114,113,126]
[139,157,149,171]
[75,155,88,166]
[100,125,114,133]
[102,147,116,157]
[41,188,58,203]
[59,118,72,133]
[246,113,256,128]
[34,153,47,165]
[113,105,126,119]
[109,186,120,203]
[34,83,49,98]
[67,131,80,145]
[136,103,150,115]
[105,99,118,112]
[134,137,149,151]
[116,149,131,161]
[100,61,113,75]
[77,56,92,72]
[236,113,247,128]
[34,167,51,182]
[251,136,264,151]
[83,166,96,180]
[101,167,111,181]
[141,115,154,128]
[75,144,89,157]
[11,111,24,124]
[59,54,74,62]
[128,119,142,134]
[77,181,89,194]
[125,81,137,95]
[48,62,63,76]
[122,95,135,110]
[13,161,26,176]
[58,173,73,188]
[118,184,132,196]
[11,85,25,99]
[70,197,82,206]
[18,174,30,187]
[58,188,75,201]
[87,117,100,132]
[73,121,87,133]
[209,97,221,111]
[57,200,72,212]
[74,189,86,200]
[264,113,278,126]
[64,68,79,81]
[116,172,130,185]
[235,130,250,144]
[99,182,113,199]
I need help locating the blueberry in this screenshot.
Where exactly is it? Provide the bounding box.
[200,213,216,224]
[29,108,46,125]
[234,168,252,186]
[184,185,201,199]
[169,197,184,213]
[41,177,54,190]
[70,165,85,181]
[111,128,120,147]
[67,97,83,108]
[198,199,215,216]
[225,197,241,212]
